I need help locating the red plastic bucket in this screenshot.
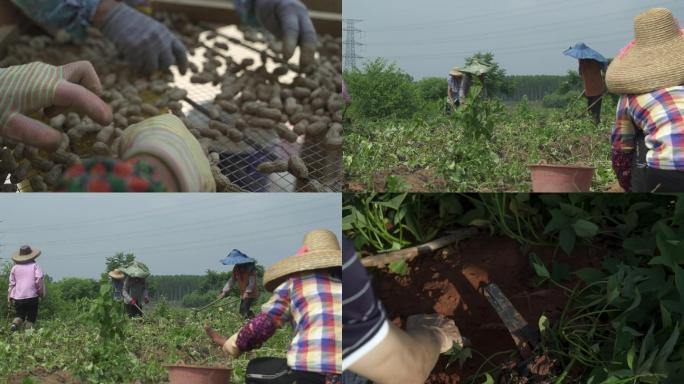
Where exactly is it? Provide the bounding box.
[528,164,594,192]
[165,364,232,384]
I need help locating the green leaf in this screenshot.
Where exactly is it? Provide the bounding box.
[654,324,679,372]
[573,219,599,238]
[559,227,576,255]
[575,267,606,284]
[529,253,550,279]
[388,260,409,276]
[627,343,636,370]
[482,373,494,384]
[375,193,407,210]
[538,314,550,334]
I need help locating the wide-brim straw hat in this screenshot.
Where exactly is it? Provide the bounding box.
[108,269,125,280]
[11,245,41,263]
[449,67,463,77]
[606,8,684,94]
[263,229,341,292]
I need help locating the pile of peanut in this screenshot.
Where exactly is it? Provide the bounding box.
[0,11,342,192]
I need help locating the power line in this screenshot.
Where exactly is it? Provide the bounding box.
[343,19,364,71]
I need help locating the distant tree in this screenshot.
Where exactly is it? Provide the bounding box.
[464,52,513,97]
[56,278,99,301]
[415,77,447,103]
[105,252,135,274]
[344,57,420,120]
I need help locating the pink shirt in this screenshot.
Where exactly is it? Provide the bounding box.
[8,262,45,300]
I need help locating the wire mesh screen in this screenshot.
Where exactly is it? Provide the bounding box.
[175,25,342,192]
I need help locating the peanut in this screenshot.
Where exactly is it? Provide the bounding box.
[288,155,309,179]
[257,160,288,174]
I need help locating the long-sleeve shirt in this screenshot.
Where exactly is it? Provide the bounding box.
[579,59,605,97]
[611,86,684,170]
[8,262,45,300]
[222,265,258,299]
[341,237,387,371]
[109,277,124,301]
[122,277,148,305]
[448,75,470,103]
[10,0,250,43]
[258,271,342,375]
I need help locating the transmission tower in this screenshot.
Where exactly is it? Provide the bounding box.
[343,19,364,72]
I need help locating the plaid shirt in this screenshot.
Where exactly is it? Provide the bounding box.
[612,86,684,170]
[262,271,342,374]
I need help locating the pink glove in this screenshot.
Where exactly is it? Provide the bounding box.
[130,298,137,306]
[611,149,634,192]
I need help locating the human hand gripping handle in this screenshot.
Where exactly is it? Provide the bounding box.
[406,314,464,353]
[254,0,317,67]
[0,61,112,151]
[100,3,188,75]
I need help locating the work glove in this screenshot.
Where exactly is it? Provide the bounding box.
[0,61,112,151]
[117,114,216,192]
[407,314,464,353]
[254,0,317,67]
[222,332,241,357]
[100,3,188,75]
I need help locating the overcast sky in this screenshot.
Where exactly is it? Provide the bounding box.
[0,194,341,280]
[343,0,684,78]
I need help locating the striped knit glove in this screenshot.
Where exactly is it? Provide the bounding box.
[0,61,112,150]
[254,0,317,67]
[117,114,216,192]
[100,3,188,75]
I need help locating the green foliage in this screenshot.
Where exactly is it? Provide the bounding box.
[87,283,128,343]
[415,77,447,103]
[506,75,567,101]
[181,290,220,308]
[0,282,290,383]
[342,193,462,252]
[451,84,504,140]
[464,52,513,97]
[344,58,420,120]
[105,252,135,274]
[56,278,99,301]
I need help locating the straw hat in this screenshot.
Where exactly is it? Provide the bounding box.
[108,269,125,280]
[11,245,41,263]
[606,8,684,94]
[449,67,463,77]
[263,229,341,292]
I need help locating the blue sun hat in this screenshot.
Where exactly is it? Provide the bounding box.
[221,249,256,265]
[563,43,608,68]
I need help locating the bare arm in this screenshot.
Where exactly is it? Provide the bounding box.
[349,322,443,384]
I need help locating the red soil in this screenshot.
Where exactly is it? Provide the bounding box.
[370,235,603,383]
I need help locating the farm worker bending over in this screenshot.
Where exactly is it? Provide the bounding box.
[341,237,464,384]
[606,8,684,192]
[447,67,470,110]
[579,59,605,125]
[218,250,259,319]
[205,229,342,384]
[108,269,125,302]
[7,245,45,332]
[121,262,150,318]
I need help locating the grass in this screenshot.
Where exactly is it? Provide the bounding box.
[344,98,618,192]
[0,293,290,383]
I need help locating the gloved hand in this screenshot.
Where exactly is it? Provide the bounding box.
[130,298,137,306]
[222,332,241,357]
[254,0,317,67]
[241,291,249,299]
[100,3,188,75]
[406,314,464,353]
[218,292,226,299]
[117,114,216,192]
[0,61,112,150]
